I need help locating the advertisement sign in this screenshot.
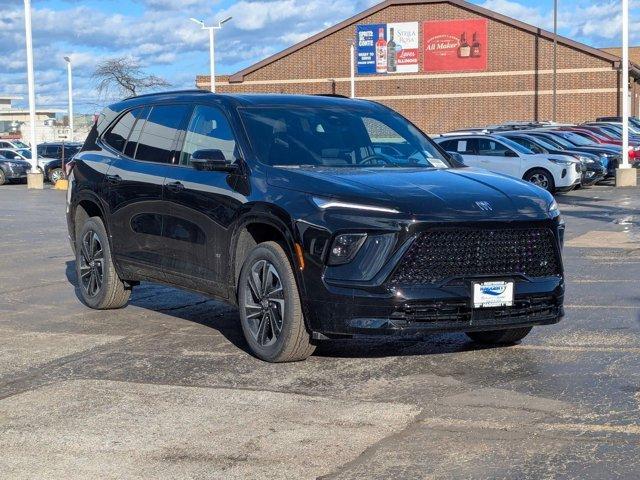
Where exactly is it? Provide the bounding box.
[422,19,488,72]
[356,22,418,75]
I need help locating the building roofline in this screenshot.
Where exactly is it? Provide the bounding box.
[228,0,623,83]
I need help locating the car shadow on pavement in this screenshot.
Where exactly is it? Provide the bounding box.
[65,261,498,360]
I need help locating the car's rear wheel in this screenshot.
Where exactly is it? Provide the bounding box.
[524,168,555,193]
[466,326,532,345]
[238,241,315,362]
[48,167,64,183]
[76,216,131,309]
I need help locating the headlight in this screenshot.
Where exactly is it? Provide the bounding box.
[311,196,399,214]
[548,199,560,218]
[327,233,367,265]
[548,158,574,166]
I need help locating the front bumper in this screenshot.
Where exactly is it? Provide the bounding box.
[3,164,30,179]
[298,218,565,338]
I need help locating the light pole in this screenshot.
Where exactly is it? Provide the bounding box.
[64,56,74,143]
[349,40,355,98]
[552,0,557,122]
[621,0,630,169]
[190,16,232,93]
[23,0,39,176]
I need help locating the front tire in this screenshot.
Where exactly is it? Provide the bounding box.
[524,168,555,193]
[75,216,131,309]
[48,167,64,183]
[238,241,315,362]
[0,169,6,185]
[466,326,532,345]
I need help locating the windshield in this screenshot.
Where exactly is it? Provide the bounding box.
[555,131,595,146]
[239,106,450,169]
[15,149,32,158]
[498,136,534,154]
[13,141,29,148]
[529,136,559,151]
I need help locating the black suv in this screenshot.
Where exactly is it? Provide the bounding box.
[67,91,565,362]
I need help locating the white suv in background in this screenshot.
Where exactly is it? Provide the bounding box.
[435,134,581,193]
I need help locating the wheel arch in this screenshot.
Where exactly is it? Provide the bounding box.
[522,166,556,191]
[228,204,303,303]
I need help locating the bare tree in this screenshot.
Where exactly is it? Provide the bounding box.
[93,57,170,98]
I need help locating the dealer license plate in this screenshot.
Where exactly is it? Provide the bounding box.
[472,281,514,308]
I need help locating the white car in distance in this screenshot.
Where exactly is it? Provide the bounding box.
[435,134,581,193]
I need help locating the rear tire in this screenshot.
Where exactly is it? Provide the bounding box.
[466,326,532,345]
[75,216,131,309]
[523,168,555,193]
[238,241,315,362]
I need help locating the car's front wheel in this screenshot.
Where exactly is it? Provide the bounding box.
[48,167,64,183]
[524,168,555,193]
[238,241,315,362]
[466,326,532,345]
[76,216,131,309]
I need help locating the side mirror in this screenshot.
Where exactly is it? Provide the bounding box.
[14,156,21,160]
[190,149,238,172]
[447,151,466,166]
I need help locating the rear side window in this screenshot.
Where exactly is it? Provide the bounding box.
[123,107,151,158]
[103,109,138,152]
[441,138,476,154]
[135,104,190,163]
[179,105,237,165]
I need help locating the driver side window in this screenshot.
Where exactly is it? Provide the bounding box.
[180,105,238,166]
[477,138,516,157]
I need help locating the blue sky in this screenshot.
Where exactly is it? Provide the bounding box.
[1,0,637,113]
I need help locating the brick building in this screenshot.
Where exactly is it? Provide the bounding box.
[196,0,640,134]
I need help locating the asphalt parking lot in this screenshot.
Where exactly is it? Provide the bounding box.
[0,180,639,479]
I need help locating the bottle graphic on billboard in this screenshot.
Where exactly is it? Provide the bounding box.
[458,32,470,58]
[387,27,397,72]
[471,32,481,58]
[376,27,387,73]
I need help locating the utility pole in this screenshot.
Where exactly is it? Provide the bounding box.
[190,16,232,93]
[617,0,637,186]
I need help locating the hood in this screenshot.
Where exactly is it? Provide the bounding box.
[268,166,552,220]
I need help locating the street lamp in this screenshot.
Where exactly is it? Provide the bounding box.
[64,56,74,143]
[23,0,39,176]
[190,16,232,93]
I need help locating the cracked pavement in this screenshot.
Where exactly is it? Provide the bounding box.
[0,180,639,479]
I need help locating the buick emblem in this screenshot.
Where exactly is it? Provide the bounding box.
[475,201,492,211]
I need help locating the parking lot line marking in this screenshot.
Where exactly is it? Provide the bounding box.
[515,344,640,354]
[570,279,637,283]
[565,304,640,309]
[421,417,640,436]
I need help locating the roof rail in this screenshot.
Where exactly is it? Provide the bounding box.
[124,89,211,100]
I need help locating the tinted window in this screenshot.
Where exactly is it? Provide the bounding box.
[239,106,449,169]
[180,105,237,165]
[123,107,151,158]
[135,104,189,163]
[505,136,543,153]
[440,138,476,154]
[103,109,138,152]
[477,138,513,156]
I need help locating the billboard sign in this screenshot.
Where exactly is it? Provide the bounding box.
[356,22,419,75]
[422,19,488,72]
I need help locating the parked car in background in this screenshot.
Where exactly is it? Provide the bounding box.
[435,134,581,193]
[37,142,82,183]
[0,139,29,150]
[497,132,605,186]
[522,130,620,176]
[67,91,566,362]
[0,148,53,169]
[595,116,640,130]
[0,151,31,185]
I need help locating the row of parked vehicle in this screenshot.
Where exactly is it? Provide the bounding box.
[0,140,82,185]
[433,117,640,194]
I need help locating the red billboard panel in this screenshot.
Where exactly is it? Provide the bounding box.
[422,19,488,72]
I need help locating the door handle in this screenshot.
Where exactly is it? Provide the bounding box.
[106,174,121,184]
[165,181,184,193]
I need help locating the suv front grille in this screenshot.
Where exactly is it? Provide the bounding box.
[389,227,560,286]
